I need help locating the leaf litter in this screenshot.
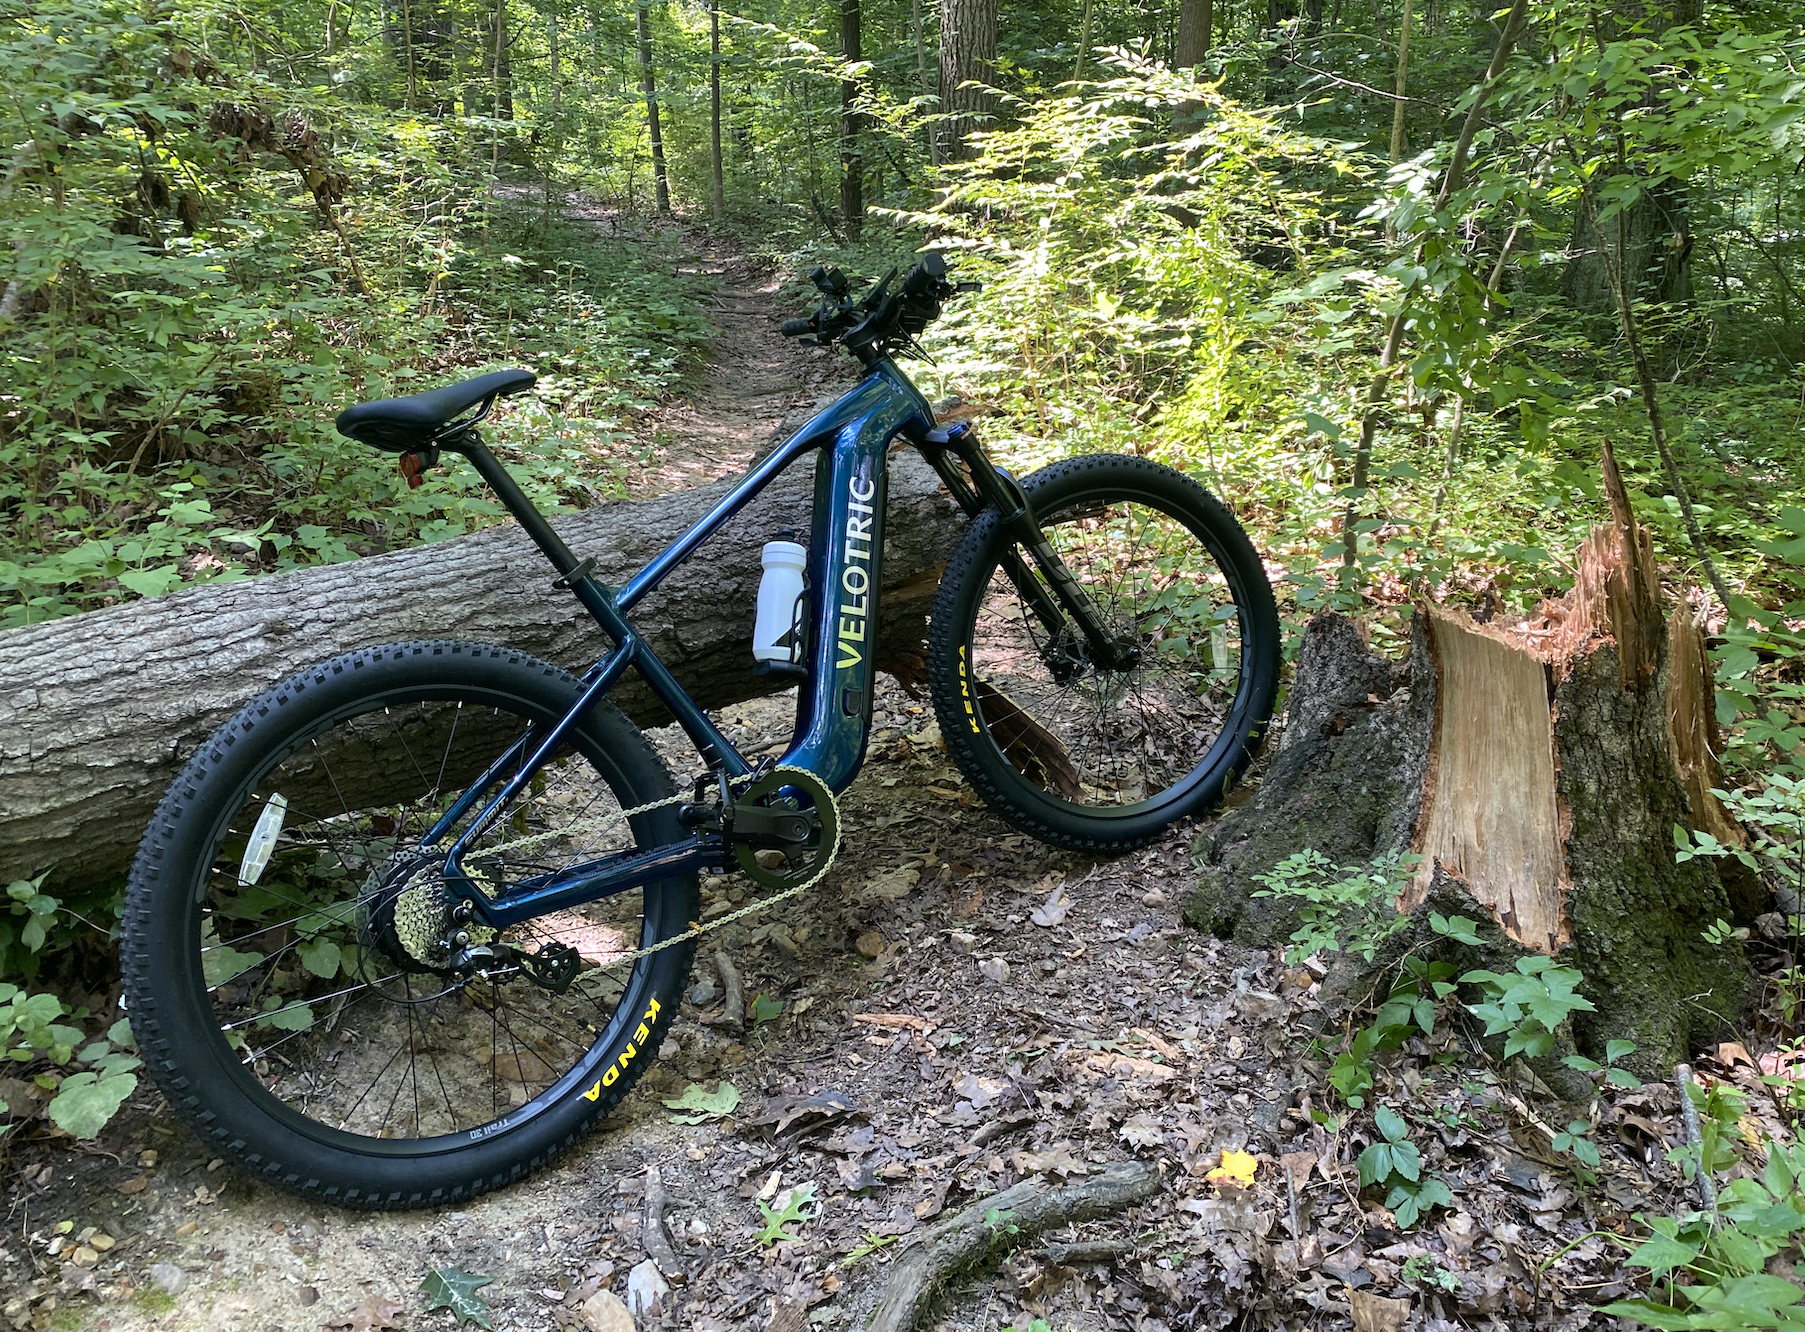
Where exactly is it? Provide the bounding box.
[1,676,1776,1332]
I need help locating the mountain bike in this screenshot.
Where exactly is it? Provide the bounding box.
[121,256,1278,1208]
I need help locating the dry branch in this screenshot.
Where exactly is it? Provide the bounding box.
[0,452,963,891]
[865,1162,1161,1332]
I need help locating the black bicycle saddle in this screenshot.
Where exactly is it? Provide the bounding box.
[335,369,536,453]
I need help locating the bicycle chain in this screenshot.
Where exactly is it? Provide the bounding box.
[468,766,840,981]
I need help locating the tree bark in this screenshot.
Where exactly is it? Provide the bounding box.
[1388,0,1411,163]
[1187,446,1755,1069]
[1174,0,1212,69]
[912,0,941,164]
[0,455,964,893]
[710,0,726,223]
[840,0,864,238]
[636,0,672,217]
[1561,179,1693,312]
[938,0,996,161]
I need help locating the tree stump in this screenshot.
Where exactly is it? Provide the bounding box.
[1189,444,1753,1066]
[0,452,964,892]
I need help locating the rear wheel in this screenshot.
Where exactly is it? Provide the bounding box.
[122,641,696,1208]
[927,454,1279,852]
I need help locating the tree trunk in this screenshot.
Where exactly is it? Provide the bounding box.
[840,0,863,238]
[912,0,941,164]
[1388,0,1411,162]
[710,0,726,223]
[938,0,996,161]
[0,455,964,894]
[1561,179,1693,312]
[492,0,513,122]
[636,0,672,217]
[1187,446,1755,1070]
[1174,0,1212,69]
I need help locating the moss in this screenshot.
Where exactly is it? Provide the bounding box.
[132,1290,177,1318]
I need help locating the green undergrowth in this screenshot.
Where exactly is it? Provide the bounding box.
[0,1,712,628]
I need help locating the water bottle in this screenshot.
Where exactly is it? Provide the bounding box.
[753,534,807,670]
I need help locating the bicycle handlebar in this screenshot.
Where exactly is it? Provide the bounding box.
[779,254,979,360]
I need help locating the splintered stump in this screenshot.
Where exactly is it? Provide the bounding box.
[1190,447,1753,1066]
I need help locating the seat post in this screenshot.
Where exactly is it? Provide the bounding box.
[454,432,584,581]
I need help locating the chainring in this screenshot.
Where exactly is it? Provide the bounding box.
[731,766,840,891]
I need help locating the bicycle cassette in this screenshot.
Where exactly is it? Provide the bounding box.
[730,766,840,891]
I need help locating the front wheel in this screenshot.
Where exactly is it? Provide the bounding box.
[927,454,1279,853]
[122,641,697,1208]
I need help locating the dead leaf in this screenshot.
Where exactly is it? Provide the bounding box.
[321,1295,407,1332]
[1348,1289,1412,1332]
[1011,1145,1088,1178]
[1279,1150,1318,1186]
[862,868,920,902]
[754,1090,860,1136]
[1760,1047,1805,1080]
[1080,1051,1177,1082]
[855,931,885,959]
[1118,1113,1165,1149]
[850,1013,935,1034]
[114,1175,149,1195]
[1205,1149,1259,1189]
[954,1073,1008,1110]
[1715,1040,1756,1070]
[1030,887,1072,928]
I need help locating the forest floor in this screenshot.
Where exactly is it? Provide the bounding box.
[0,227,1767,1332]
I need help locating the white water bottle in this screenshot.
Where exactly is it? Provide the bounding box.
[753,537,807,667]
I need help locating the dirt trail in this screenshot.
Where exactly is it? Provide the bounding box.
[606,231,849,498]
[0,229,1662,1332]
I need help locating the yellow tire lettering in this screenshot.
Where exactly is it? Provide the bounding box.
[583,1080,602,1102]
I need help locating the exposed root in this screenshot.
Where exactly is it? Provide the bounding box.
[864,1162,1161,1332]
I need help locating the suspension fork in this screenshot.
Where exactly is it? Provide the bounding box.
[921,424,1139,673]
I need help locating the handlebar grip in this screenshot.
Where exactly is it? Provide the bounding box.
[779,318,815,338]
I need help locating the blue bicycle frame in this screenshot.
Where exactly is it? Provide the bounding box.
[421,357,960,930]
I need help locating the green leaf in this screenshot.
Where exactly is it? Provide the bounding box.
[297,936,341,980]
[750,993,783,1026]
[420,1267,495,1328]
[202,946,263,987]
[756,1182,818,1245]
[259,1001,315,1032]
[1605,1039,1637,1064]
[1626,1228,1703,1278]
[1374,1105,1408,1143]
[47,1070,137,1140]
[662,1079,741,1124]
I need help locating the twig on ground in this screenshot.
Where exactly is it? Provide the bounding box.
[1040,1239,1124,1265]
[1286,1161,1301,1243]
[713,950,745,1036]
[863,1162,1161,1332]
[643,1166,687,1282]
[1674,1063,1718,1220]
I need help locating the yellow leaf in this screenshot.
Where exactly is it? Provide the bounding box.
[1205,1149,1258,1188]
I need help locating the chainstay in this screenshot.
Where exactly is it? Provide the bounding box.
[570,766,841,980]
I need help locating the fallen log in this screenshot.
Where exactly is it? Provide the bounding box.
[0,450,964,891]
[863,1162,1161,1332]
[1189,442,1754,1068]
